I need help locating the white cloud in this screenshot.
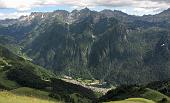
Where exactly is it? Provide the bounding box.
[0,0,45,11]
[0,0,169,19]
[0,0,169,11]
[0,12,30,19]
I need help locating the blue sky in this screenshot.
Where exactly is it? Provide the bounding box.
[0,0,169,19]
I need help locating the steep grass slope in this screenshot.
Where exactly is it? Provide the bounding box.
[11,87,55,101]
[0,91,59,103]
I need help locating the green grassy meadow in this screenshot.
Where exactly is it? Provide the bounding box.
[0,87,61,103]
[0,91,57,103]
[106,98,156,103]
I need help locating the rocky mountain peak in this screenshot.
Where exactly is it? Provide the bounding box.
[113,10,128,16]
[159,8,170,15]
[80,7,91,13]
[53,10,69,15]
[100,9,128,18]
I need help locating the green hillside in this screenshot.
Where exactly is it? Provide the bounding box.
[11,87,54,100]
[0,45,97,103]
[98,85,170,103]
[0,91,58,103]
[146,80,170,96]
[0,45,54,89]
[106,98,156,103]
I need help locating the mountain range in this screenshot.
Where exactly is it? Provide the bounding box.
[0,8,170,85]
